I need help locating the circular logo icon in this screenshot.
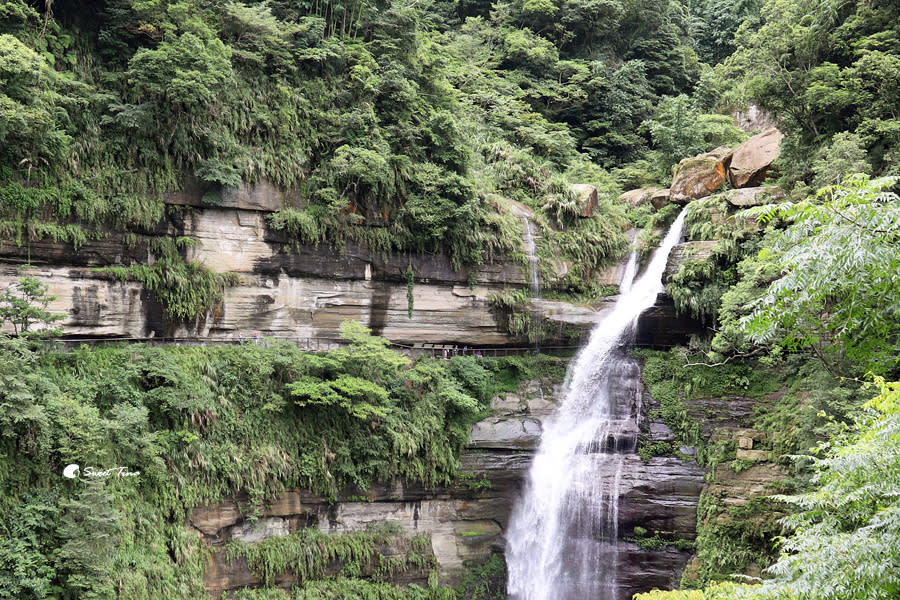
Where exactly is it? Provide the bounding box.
[62,464,80,479]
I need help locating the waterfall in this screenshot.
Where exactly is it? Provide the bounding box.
[506,209,687,600]
[619,249,639,296]
[521,216,540,298]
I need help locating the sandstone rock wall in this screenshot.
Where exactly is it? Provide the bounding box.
[193,484,505,597]
[0,203,655,345]
[190,379,552,597]
[188,367,712,599]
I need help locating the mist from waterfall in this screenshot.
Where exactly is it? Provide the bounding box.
[505,209,687,600]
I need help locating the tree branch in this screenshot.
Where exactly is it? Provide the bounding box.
[683,347,765,368]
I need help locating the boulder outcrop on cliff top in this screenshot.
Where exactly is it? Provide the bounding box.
[650,188,672,209]
[724,186,785,207]
[728,128,783,188]
[570,183,599,217]
[619,187,660,208]
[669,150,729,203]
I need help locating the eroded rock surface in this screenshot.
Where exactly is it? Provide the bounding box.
[728,128,784,188]
[620,187,661,208]
[570,183,599,217]
[725,186,785,207]
[193,380,553,597]
[666,241,720,280]
[670,154,727,203]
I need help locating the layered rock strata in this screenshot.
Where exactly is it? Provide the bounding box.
[191,367,713,599]
[0,204,604,345]
[191,381,553,597]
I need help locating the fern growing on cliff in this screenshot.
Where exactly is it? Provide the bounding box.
[98,237,239,324]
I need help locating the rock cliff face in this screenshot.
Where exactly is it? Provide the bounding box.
[0,199,654,346]
[192,481,510,596]
[0,205,523,344]
[190,380,550,597]
[190,356,712,599]
[0,186,738,598]
[185,357,786,599]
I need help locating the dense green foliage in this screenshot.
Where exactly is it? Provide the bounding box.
[740,175,900,375]
[718,0,900,180]
[640,94,747,182]
[1,0,696,282]
[646,1,900,589]
[634,582,756,599]
[638,380,900,600]
[751,378,900,600]
[1,0,899,598]
[0,323,539,598]
[0,0,799,298]
[224,525,434,587]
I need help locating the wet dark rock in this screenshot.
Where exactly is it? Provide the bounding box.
[618,545,694,600]
[634,295,706,348]
[618,456,706,537]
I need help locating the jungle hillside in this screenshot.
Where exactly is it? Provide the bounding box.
[1,0,900,599]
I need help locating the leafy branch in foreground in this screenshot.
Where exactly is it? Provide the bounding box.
[740,174,900,375]
[754,377,900,600]
[635,377,900,600]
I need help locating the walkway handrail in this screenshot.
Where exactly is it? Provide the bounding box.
[41,336,679,355]
[47,335,588,357]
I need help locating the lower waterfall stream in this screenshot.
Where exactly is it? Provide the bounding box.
[506,209,687,600]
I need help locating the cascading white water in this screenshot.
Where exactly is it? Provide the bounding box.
[506,209,687,600]
[619,249,639,296]
[521,217,541,297]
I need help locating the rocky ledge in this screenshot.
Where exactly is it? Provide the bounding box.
[188,370,711,598]
[0,203,675,346]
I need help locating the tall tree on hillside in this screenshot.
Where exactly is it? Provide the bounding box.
[724,0,900,176]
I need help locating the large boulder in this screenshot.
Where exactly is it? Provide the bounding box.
[619,187,660,208]
[669,154,727,203]
[724,186,785,208]
[728,128,783,188]
[650,188,672,210]
[704,146,734,161]
[570,183,598,217]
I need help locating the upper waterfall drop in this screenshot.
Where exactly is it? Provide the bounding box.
[619,249,639,295]
[521,216,541,298]
[505,209,688,600]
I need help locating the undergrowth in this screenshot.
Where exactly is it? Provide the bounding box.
[0,323,519,598]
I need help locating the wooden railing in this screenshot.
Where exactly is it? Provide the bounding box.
[52,335,586,357]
